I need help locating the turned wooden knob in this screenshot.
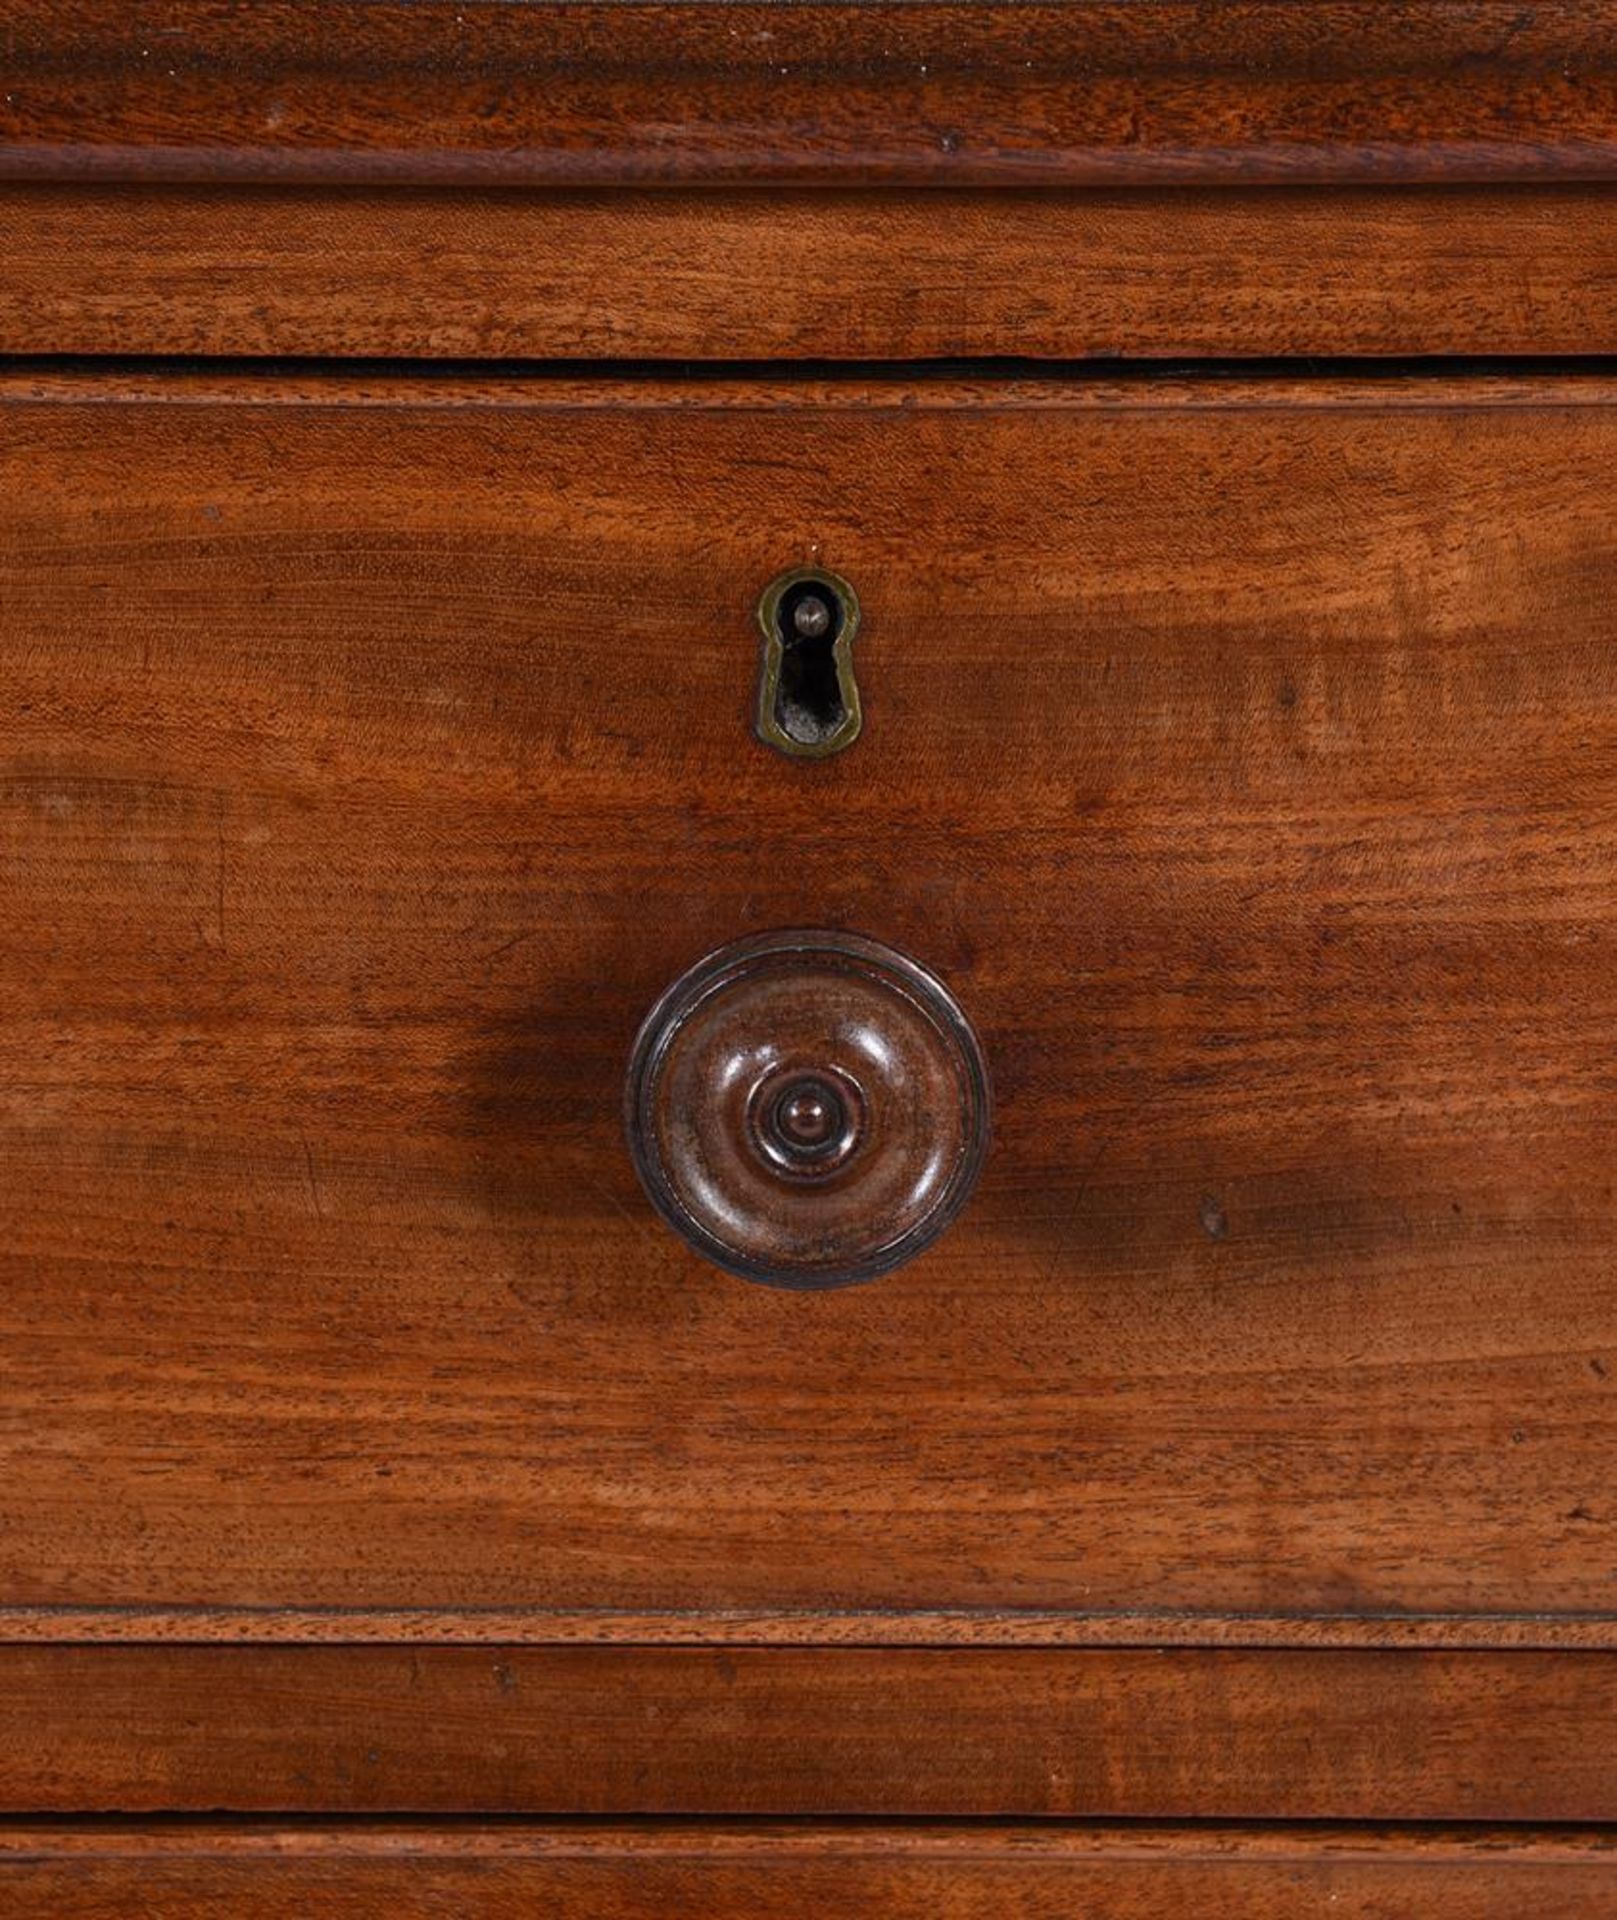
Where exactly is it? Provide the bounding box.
[625,930,990,1289]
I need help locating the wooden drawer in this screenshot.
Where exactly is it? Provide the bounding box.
[7,184,1617,363]
[5,4,1617,370]
[3,366,1615,1679]
[1,1646,1614,1819]
[4,1825,1616,1919]
[5,0,1617,1890]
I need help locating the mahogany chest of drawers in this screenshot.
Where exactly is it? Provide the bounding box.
[3,4,1617,1912]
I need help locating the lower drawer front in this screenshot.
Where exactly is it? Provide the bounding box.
[3,1647,1615,1820]
[2,1826,1615,1919]
[3,370,1615,1643]
[3,366,1616,1840]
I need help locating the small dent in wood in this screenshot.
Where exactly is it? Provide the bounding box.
[1199,1194,1229,1241]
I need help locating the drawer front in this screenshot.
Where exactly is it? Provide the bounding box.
[2,372,1615,1638]
[4,1646,1617,1819]
[8,184,1617,362]
[3,1824,1616,1919]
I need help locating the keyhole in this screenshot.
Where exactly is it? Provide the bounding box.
[756,568,862,759]
[777,581,845,745]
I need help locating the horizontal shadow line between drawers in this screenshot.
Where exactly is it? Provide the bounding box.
[5,352,1617,383]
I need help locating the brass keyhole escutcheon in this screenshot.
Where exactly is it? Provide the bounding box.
[755,567,862,758]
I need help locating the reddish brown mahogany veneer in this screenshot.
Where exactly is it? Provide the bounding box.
[2,0,1617,1895]
[3,1825,1616,1920]
[6,1,1617,186]
[3,371,1615,1635]
[3,1646,1617,1819]
[4,185,1615,362]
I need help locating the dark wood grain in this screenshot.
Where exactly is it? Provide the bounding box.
[4,1823,1616,1918]
[5,3,1617,188]
[1,1647,1615,1816]
[7,183,1617,362]
[2,372,1616,1640]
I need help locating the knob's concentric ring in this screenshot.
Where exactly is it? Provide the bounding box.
[625,930,991,1290]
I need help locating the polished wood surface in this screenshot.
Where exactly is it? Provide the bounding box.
[3,1824,1615,1918]
[6,3,1617,187]
[6,1606,1617,1649]
[9,183,1617,363]
[2,373,1615,1641]
[8,0,1615,1874]
[3,1647,1616,1818]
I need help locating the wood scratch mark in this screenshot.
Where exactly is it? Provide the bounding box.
[300,1131,326,1219]
[482,926,543,965]
[584,1174,661,1245]
[1041,1131,1115,1287]
[215,817,227,949]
